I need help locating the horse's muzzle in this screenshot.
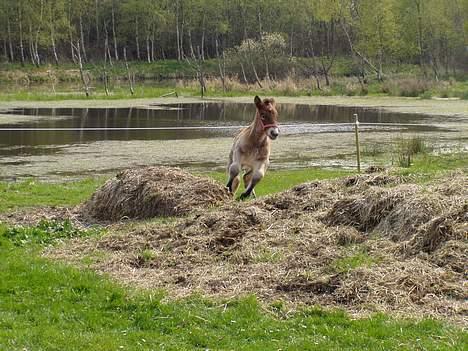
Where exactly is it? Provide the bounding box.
[267,127,280,140]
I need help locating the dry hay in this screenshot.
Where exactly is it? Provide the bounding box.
[81,166,231,221]
[47,172,468,324]
[0,206,80,227]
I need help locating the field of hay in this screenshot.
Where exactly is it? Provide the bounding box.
[43,167,468,325]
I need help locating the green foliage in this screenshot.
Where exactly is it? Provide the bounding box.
[1,219,100,246]
[1,0,466,83]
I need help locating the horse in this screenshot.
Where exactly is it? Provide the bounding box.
[226,96,279,200]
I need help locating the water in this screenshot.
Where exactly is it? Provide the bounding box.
[0,102,442,151]
[0,102,460,180]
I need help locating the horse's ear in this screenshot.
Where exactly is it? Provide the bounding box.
[254,96,262,108]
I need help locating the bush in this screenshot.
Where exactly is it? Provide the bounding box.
[382,78,433,97]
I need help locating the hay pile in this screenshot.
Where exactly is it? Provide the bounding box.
[49,171,468,323]
[81,166,231,221]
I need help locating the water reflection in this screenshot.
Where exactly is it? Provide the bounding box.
[0,102,442,157]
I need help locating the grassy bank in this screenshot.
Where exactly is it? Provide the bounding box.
[0,60,467,101]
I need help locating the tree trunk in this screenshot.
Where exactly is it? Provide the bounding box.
[135,17,140,60]
[28,24,36,65]
[103,65,110,96]
[151,29,155,61]
[67,1,76,63]
[79,16,87,62]
[50,3,59,66]
[201,14,206,60]
[104,22,113,66]
[216,38,226,93]
[123,47,135,95]
[7,17,14,62]
[34,40,40,66]
[188,29,195,58]
[51,28,59,65]
[18,4,25,65]
[95,0,100,44]
[111,0,118,60]
[74,40,90,97]
[289,26,294,57]
[176,0,181,60]
[240,61,248,84]
[3,39,7,61]
[146,34,151,63]
[415,0,425,71]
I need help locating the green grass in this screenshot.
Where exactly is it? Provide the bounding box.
[331,249,378,273]
[0,169,349,214]
[0,178,105,213]
[394,152,467,181]
[1,219,101,246]
[0,235,466,350]
[207,167,352,197]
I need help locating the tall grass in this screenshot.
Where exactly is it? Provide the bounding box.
[393,136,429,168]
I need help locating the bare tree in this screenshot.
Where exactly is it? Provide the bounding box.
[123,47,135,95]
[216,37,226,94]
[73,40,90,97]
[185,46,206,98]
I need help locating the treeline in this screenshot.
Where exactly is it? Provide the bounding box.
[0,0,467,80]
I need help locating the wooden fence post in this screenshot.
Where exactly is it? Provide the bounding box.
[354,113,361,172]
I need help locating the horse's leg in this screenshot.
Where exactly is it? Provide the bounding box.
[226,162,241,194]
[240,163,266,200]
[243,169,256,198]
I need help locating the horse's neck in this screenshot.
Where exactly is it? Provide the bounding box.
[246,116,267,146]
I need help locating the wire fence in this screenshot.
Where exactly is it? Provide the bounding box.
[0,122,443,132]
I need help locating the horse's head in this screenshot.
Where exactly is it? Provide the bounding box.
[254,95,279,140]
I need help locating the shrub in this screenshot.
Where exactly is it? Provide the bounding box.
[382,78,433,97]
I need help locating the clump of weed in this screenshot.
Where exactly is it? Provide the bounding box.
[393,136,429,168]
[331,249,376,273]
[1,219,99,246]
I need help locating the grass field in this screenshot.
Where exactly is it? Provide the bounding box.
[0,156,467,350]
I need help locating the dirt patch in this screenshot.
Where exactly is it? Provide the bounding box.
[81,166,231,221]
[47,171,467,324]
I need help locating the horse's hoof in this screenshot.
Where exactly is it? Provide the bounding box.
[239,193,249,200]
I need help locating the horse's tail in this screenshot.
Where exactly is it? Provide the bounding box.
[227,148,233,174]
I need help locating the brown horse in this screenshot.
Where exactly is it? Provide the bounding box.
[226,96,279,199]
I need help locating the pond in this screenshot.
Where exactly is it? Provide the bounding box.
[0,101,463,180]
